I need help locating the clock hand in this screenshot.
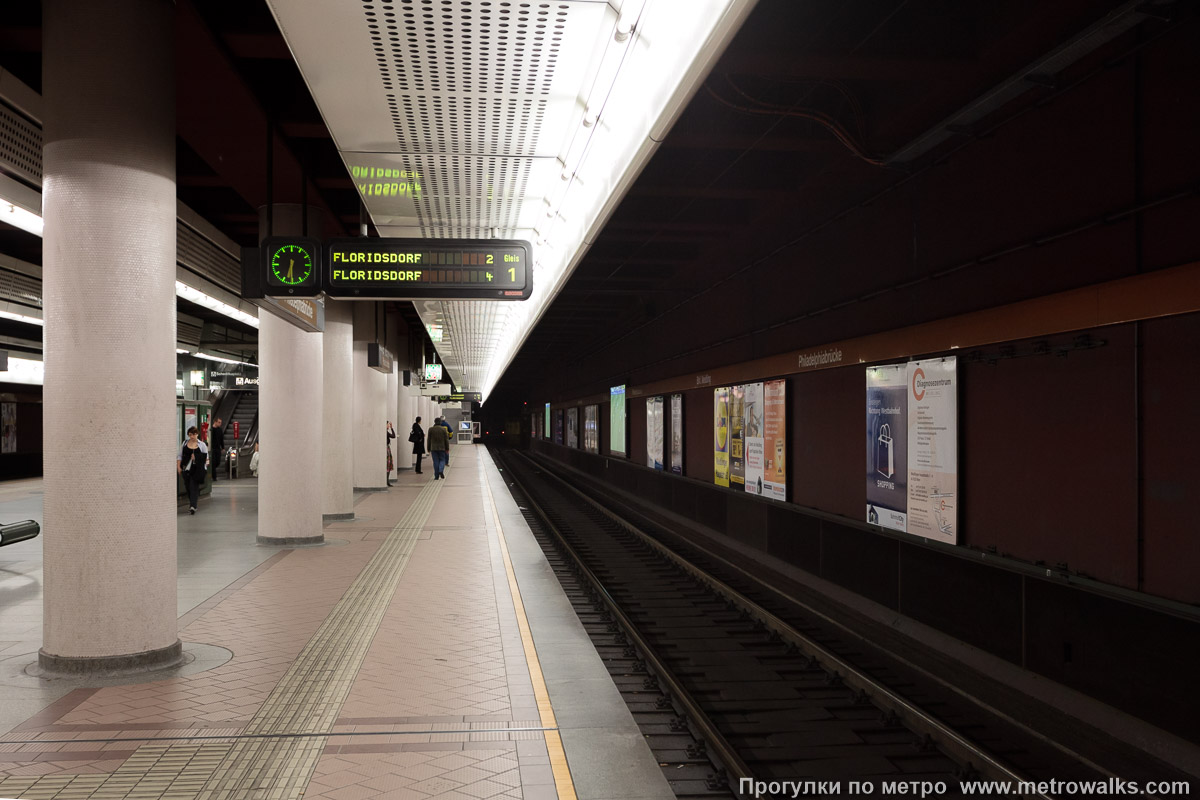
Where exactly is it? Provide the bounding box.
[288,258,295,281]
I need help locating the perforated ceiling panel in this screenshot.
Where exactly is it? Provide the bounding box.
[268,0,615,391]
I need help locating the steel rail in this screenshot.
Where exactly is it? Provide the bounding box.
[513,451,1055,800]
[501,453,754,795]
[542,457,1138,790]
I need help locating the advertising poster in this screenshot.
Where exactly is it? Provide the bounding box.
[713,387,730,487]
[866,365,908,532]
[647,396,665,470]
[729,385,746,490]
[906,358,958,544]
[584,405,599,453]
[554,409,563,445]
[670,394,683,475]
[566,407,579,448]
[743,383,765,495]
[763,380,787,501]
[610,385,626,455]
[1,403,15,453]
[544,403,551,439]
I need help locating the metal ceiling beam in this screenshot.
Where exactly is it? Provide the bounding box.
[627,184,797,201]
[717,50,975,82]
[663,131,844,153]
[221,32,293,60]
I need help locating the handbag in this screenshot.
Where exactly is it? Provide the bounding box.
[408,429,421,444]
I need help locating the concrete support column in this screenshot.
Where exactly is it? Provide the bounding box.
[353,303,387,490]
[40,0,181,673]
[419,397,432,429]
[322,300,354,521]
[397,388,417,470]
[257,314,324,544]
[257,203,324,545]
[386,370,398,482]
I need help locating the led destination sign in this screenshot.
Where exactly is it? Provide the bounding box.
[325,238,531,300]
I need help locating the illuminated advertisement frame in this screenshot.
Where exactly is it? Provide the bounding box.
[610,385,627,456]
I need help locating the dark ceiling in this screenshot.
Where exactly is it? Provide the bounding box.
[0,0,1185,397]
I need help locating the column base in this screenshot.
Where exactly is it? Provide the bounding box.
[39,639,184,677]
[257,534,326,546]
[322,512,355,523]
[353,486,388,492]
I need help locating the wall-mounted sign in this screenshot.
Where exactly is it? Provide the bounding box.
[713,386,730,487]
[419,382,452,396]
[905,358,957,544]
[864,360,958,543]
[669,394,683,475]
[424,363,443,382]
[647,396,664,470]
[367,343,394,374]
[866,365,909,533]
[609,386,626,456]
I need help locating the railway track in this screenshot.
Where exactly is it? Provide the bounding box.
[494,448,1190,800]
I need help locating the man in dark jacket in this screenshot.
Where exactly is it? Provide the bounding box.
[436,417,453,465]
[210,418,225,481]
[427,421,451,480]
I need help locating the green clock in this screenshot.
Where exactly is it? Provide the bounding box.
[271,244,313,285]
[261,236,321,296]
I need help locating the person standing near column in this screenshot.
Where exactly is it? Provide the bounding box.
[209,417,225,482]
[410,416,426,474]
[386,421,396,486]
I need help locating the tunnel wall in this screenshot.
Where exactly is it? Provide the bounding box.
[530,388,1200,742]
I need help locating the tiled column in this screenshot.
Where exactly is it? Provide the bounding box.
[322,299,354,521]
[40,0,181,673]
[258,204,324,545]
[386,367,398,483]
[397,387,417,470]
[352,303,387,490]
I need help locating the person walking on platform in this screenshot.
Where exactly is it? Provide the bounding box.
[436,417,453,466]
[427,418,451,480]
[409,416,426,474]
[209,417,225,482]
[177,426,209,514]
[249,441,260,477]
[386,421,396,485]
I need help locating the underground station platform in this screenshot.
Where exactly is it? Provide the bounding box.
[0,446,671,800]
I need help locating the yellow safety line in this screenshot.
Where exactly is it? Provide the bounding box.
[482,460,578,800]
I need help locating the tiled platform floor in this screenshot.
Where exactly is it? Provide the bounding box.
[0,448,673,800]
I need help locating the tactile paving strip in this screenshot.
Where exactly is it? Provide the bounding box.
[0,481,441,800]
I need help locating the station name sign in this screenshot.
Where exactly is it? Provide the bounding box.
[245,237,532,301]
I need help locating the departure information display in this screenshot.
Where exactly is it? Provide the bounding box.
[325,238,531,300]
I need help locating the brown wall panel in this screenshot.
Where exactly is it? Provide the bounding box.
[790,367,862,521]
[961,327,1138,589]
[629,396,646,467]
[1024,579,1199,740]
[685,388,711,481]
[1138,313,1200,603]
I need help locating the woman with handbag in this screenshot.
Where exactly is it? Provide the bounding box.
[386,421,396,485]
[409,416,425,474]
[177,426,209,514]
